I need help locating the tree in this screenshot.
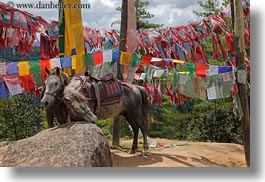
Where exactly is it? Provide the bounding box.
[111,0,162,30]
[193,0,222,17]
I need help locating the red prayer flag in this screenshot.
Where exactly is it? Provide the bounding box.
[141,55,152,64]
[93,52,103,65]
[195,64,209,77]
[40,60,51,80]
[19,75,35,93]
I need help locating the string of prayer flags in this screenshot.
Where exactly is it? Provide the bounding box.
[4,74,23,96]
[0,78,8,98]
[195,64,209,78]
[83,53,94,67]
[120,52,132,66]
[0,62,6,75]
[112,49,121,62]
[93,51,103,65]
[40,60,51,80]
[103,49,112,63]
[131,53,142,67]
[141,55,152,64]
[7,62,18,75]
[18,61,30,76]
[50,58,61,69]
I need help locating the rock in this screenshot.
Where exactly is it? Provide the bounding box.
[1,123,113,167]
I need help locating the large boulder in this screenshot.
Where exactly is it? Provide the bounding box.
[1,123,113,167]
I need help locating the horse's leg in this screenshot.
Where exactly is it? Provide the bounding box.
[124,114,139,154]
[139,123,149,155]
[46,108,54,128]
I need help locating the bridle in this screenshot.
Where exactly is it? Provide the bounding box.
[43,75,65,100]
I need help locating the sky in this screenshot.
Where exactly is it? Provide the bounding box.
[1,0,208,30]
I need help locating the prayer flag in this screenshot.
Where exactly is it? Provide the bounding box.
[93,52,103,65]
[71,55,77,69]
[7,62,18,75]
[4,74,22,96]
[61,56,72,68]
[0,78,8,98]
[40,60,51,80]
[103,49,112,63]
[0,62,6,75]
[29,60,41,73]
[131,53,142,67]
[184,62,196,75]
[19,75,35,93]
[50,58,62,68]
[151,57,163,62]
[112,49,121,62]
[120,52,132,66]
[83,53,94,66]
[141,55,152,64]
[195,64,208,77]
[18,61,30,76]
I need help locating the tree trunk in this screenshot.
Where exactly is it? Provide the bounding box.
[233,0,250,167]
[112,0,128,147]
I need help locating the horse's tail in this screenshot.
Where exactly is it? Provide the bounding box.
[136,86,153,130]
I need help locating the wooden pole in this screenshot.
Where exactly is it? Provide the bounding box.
[112,0,128,147]
[233,0,250,167]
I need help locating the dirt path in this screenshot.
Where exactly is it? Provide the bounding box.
[111,138,246,167]
[0,138,246,167]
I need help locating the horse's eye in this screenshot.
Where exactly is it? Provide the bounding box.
[55,82,58,86]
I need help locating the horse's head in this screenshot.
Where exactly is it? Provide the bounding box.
[41,67,69,108]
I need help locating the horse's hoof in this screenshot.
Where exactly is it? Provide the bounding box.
[141,150,148,156]
[128,150,136,154]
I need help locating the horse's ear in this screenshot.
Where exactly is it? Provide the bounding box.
[56,67,61,75]
[45,67,50,74]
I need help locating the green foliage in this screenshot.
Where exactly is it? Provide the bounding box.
[0,93,44,142]
[111,0,162,29]
[148,97,242,144]
[193,0,222,17]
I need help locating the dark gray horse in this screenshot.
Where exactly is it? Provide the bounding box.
[63,74,150,154]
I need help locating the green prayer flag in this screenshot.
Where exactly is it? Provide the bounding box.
[131,53,142,67]
[31,72,43,88]
[29,60,41,73]
[184,62,196,75]
[83,53,94,66]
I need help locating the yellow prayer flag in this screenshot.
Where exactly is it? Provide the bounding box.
[18,61,30,76]
[72,55,77,69]
[75,54,85,74]
[173,59,185,64]
[120,52,132,66]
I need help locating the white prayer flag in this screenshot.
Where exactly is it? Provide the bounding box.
[103,49,112,63]
[207,65,218,76]
[50,58,61,68]
[207,86,217,100]
[153,70,164,78]
[151,57,163,62]
[0,62,6,75]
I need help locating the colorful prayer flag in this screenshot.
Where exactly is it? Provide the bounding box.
[195,64,208,77]
[103,49,112,63]
[40,60,51,80]
[7,62,18,75]
[93,52,103,65]
[120,52,132,66]
[0,62,6,75]
[83,53,94,66]
[50,58,62,68]
[141,55,152,64]
[4,74,22,96]
[18,61,30,76]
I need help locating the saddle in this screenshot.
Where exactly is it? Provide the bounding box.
[79,73,123,112]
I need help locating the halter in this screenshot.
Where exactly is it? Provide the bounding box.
[43,74,65,100]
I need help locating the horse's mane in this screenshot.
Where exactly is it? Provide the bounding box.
[49,67,70,85]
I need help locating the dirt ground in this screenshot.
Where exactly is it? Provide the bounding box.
[111,138,246,167]
[0,138,246,167]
